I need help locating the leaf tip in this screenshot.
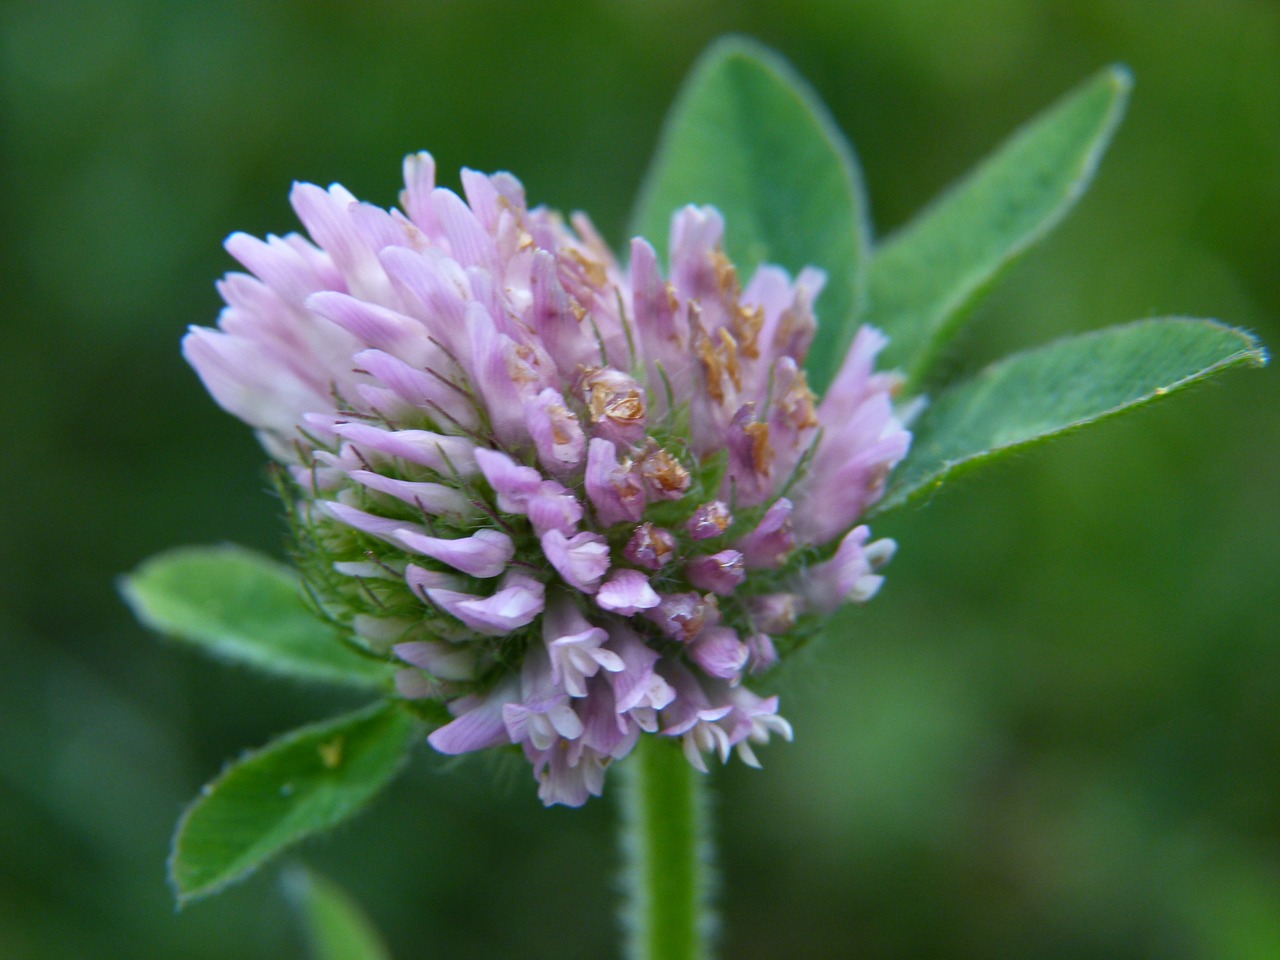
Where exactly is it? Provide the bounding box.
[684,35,824,118]
[1189,318,1270,369]
[696,33,774,68]
[166,860,204,911]
[1088,63,1134,148]
[279,861,314,907]
[1104,63,1135,99]
[166,810,219,910]
[116,569,143,617]
[1240,330,1270,367]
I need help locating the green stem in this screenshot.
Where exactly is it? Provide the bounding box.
[619,735,714,960]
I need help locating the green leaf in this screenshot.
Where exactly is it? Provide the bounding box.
[121,544,390,688]
[870,66,1132,385]
[875,319,1267,514]
[631,36,869,392]
[283,867,393,960]
[170,701,417,904]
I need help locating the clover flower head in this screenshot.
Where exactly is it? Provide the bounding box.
[184,152,911,806]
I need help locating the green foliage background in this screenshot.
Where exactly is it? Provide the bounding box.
[1,1,1276,958]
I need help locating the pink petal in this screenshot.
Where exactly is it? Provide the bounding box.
[541,529,610,594]
[428,680,519,755]
[394,528,514,578]
[595,569,661,615]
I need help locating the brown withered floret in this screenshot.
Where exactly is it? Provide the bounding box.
[583,368,647,435]
[778,371,819,431]
[638,442,692,498]
[744,421,773,476]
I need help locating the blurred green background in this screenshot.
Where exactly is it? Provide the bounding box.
[2,1,1276,958]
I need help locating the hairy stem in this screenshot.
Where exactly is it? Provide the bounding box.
[619,735,715,960]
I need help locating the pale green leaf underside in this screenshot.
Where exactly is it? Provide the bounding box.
[171,702,417,904]
[870,65,1131,384]
[876,319,1267,513]
[283,867,393,960]
[631,35,868,393]
[121,544,390,688]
